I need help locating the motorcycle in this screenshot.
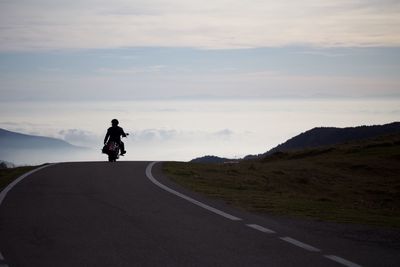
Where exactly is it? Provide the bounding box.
[102,134,129,162]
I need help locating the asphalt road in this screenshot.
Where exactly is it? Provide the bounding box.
[0,162,399,267]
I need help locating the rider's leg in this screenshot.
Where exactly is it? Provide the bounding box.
[120,141,126,155]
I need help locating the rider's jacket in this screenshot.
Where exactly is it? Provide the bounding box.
[104,126,127,144]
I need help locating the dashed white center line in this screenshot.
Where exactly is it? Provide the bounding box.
[280,237,321,252]
[246,224,276,234]
[325,255,362,267]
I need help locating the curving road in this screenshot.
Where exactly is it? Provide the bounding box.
[0,162,399,266]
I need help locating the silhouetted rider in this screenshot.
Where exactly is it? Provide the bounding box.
[104,119,127,155]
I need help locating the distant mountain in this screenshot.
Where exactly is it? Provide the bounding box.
[244,122,400,159]
[0,128,82,150]
[0,160,15,169]
[190,155,235,164]
[0,128,91,165]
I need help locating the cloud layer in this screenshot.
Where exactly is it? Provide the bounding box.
[1,0,400,51]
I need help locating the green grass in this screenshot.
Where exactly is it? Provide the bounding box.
[0,165,39,190]
[163,134,400,228]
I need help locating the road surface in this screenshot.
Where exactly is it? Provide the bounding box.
[0,162,399,266]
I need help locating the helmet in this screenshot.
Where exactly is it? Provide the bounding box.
[111,119,119,126]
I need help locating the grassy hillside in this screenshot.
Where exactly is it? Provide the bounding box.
[163,133,400,228]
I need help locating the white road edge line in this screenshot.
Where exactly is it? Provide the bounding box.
[0,163,55,265]
[145,162,242,221]
[325,255,362,267]
[280,237,321,252]
[0,164,55,206]
[246,224,276,234]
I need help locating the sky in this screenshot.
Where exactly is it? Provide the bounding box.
[0,0,399,163]
[1,0,400,50]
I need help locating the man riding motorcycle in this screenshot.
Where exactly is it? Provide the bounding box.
[103,119,127,155]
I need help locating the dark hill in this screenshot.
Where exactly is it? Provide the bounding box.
[245,122,400,159]
[165,132,400,227]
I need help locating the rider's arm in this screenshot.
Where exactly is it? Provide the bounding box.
[120,127,127,138]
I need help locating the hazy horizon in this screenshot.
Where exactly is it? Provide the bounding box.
[1,98,399,165]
